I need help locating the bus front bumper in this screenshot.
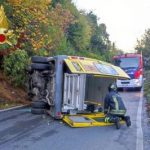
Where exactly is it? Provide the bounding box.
[117,78,143,88]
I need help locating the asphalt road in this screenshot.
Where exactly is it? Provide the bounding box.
[0,90,150,150]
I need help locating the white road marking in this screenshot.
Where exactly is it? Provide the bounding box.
[0,105,28,112]
[136,90,143,150]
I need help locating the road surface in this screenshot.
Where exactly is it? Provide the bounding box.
[0,91,150,150]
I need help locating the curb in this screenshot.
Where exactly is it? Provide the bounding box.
[0,104,30,113]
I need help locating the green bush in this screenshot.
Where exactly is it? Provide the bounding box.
[3,50,29,87]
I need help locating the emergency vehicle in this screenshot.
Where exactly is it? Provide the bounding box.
[113,53,143,90]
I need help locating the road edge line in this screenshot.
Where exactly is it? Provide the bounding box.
[0,104,30,113]
[136,90,144,150]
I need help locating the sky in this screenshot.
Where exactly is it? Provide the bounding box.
[73,0,150,52]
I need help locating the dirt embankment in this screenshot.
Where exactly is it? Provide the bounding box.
[0,71,30,109]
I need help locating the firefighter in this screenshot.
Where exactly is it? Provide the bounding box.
[104,83,131,129]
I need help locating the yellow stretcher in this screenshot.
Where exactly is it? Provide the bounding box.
[63,112,125,128]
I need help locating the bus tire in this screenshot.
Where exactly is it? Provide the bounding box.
[31,108,45,115]
[31,63,50,70]
[31,101,47,109]
[31,56,49,64]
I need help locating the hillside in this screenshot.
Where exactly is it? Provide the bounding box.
[0,71,30,109]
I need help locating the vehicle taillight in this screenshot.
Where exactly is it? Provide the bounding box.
[134,69,142,79]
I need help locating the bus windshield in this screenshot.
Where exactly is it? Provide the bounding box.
[114,57,139,68]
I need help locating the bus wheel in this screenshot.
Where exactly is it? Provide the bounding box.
[31,108,45,115]
[31,63,51,70]
[31,101,48,109]
[31,56,49,64]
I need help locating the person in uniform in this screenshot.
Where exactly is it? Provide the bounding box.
[104,83,131,129]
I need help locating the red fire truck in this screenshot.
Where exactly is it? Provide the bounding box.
[113,53,143,90]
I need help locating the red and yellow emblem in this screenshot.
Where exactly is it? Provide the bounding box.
[0,28,13,45]
[0,5,13,45]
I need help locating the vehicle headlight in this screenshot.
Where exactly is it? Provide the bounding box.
[135,79,140,85]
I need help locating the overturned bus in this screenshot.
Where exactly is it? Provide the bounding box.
[27,55,130,119]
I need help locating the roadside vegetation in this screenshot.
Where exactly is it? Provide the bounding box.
[144,70,150,116]
[136,29,150,116]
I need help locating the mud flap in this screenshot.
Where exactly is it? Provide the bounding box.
[63,112,125,128]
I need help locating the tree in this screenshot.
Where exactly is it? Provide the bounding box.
[2,0,114,61]
[86,12,110,54]
[135,29,150,57]
[135,29,150,68]
[2,1,74,56]
[3,49,29,86]
[67,14,92,51]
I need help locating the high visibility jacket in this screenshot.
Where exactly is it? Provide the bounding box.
[104,91,126,115]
